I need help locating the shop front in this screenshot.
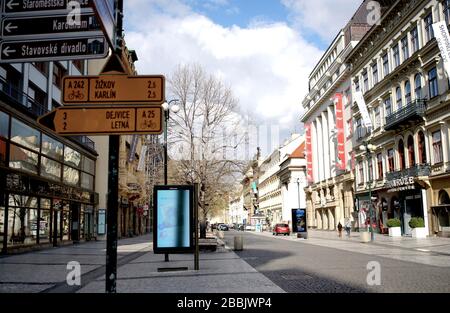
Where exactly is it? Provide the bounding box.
[1,169,98,253]
[429,176,450,237]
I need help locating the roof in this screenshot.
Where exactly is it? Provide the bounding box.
[289,142,305,159]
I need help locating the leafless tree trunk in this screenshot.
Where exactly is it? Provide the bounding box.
[167,64,247,222]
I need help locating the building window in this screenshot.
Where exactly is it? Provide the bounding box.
[396,87,402,110]
[383,53,390,77]
[405,80,411,104]
[393,44,400,68]
[346,118,353,138]
[407,135,415,167]
[355,78,360,92]
[372,63,378,85]
[52,62,66,89]
[358,161,364,184]
[445,0,450,25]
[363,71,369,92]
[418,131,427,164]
[11,118,40,152]
[398,139,405,170]
[28,82,47,107]
[0,110,9,138]
[377,153,383,179]
[415,73,423,100]
[388,148,395,172]
[433,130,443,164]
[385,97,392,117]
[357,118,363,140]
[411,26,419,53]
[401,36,409,61]
[428,67,438,98]
[72,60,84,73]
[32,62,49,76]
[374,106,381,129]
[425,13,434,42]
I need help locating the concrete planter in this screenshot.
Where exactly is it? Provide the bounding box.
[411,227,427,239]
[360,231,370,243]
[388,227,402,237]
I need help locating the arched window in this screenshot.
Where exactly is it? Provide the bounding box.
[408,135,415,167]
[398,139,405,170]
[396,87,402,109]
[418,131,427,164]
[405,80,411,104]
[414,74,422,100]
[439,190,450,205]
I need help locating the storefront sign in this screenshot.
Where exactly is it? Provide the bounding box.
[386,176,415,193]
[305,123,313,183]
[433,21,450,78]
[334,93,346,171]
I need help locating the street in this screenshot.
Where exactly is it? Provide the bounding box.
[222,230,450,293]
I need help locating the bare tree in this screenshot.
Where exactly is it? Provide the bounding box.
[167,64,246,222]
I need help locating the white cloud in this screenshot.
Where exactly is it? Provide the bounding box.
[124,0,323,135]
[281,0,362,42]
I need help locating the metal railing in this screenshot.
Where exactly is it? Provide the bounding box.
[385,99,427,131]
[386,163,431,181]
[1,76,95,151]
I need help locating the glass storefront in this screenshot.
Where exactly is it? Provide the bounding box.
[1,109,99,252]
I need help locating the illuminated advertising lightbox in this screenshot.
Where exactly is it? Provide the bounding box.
[153,185,194,254]
[291,209,307,233]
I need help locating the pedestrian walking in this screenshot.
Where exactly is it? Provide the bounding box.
[345,218,351,237]
[337,222,343,238]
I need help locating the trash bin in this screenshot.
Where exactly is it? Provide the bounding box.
[360,231,370,243]
[234,236,243,251]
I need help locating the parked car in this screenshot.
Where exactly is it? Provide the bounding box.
[273,223,290,236]
[245,225,255,231]
[217,224,229,231]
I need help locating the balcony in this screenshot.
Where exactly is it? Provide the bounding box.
[386,163,431,181]
[1,76,95,151]
[384,99,426,131]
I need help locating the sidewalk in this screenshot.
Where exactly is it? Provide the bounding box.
[247,229,450,268]
[0,233,284,293]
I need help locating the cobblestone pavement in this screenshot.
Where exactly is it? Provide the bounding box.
[223,230,450,293]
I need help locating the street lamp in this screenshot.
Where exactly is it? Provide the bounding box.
[162,99,180,185]
[359,142,377,242]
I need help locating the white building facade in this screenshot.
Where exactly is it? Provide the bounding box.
[301,4,372,231]
[347,0,450,237]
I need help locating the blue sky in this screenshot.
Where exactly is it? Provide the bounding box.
[124,0,361,141]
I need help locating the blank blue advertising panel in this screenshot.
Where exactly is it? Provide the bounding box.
[153,186,193,254]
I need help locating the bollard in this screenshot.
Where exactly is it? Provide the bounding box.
[234,236,243,251]
[218,231,224,239]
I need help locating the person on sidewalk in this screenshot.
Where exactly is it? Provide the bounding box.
[337,222,343,238]
[345,218,351,237]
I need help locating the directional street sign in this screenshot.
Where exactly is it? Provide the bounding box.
[0,0,112,63]
[0,36,108,62]
[1,13,102,37]
[38,105,163,135]
[2,0,92,13]
[63,75,165,105]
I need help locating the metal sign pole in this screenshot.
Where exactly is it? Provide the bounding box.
[106,135,119,293]
[105,0,123,294]
[194,183,199,270]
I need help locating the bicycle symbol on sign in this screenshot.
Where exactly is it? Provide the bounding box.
[67,90,84,100]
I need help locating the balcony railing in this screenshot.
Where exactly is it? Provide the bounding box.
[384,99,426,131]
[386,163,431,181]
[1,76,95,151]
